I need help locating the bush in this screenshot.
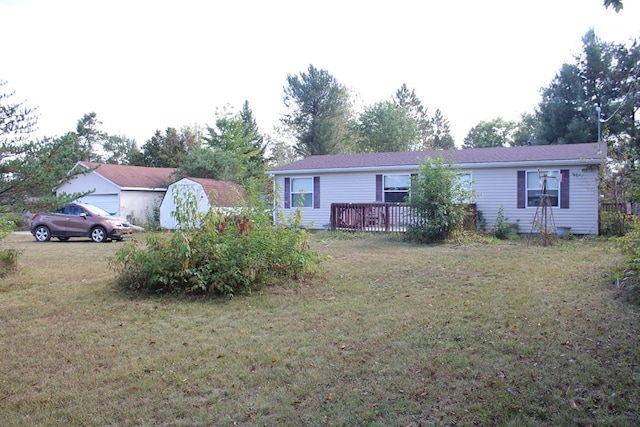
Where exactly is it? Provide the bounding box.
[600,211,633,236]
[0,248,20,277]
[615,217,640,303]
[109,198,320,297]
[406,155,474,243]
[493,206,512,240]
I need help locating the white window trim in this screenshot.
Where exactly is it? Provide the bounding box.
[383,174,411,203]
[290,176,314,208]
[526,169,560,208]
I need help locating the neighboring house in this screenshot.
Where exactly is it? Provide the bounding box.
[160,177,247,229]
[56,161,177,225]
[267,143,607,235]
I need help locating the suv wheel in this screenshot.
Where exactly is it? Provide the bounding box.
[91,226,107,243]
[34,225,51,242]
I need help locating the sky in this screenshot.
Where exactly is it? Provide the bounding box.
[1,0,638,149]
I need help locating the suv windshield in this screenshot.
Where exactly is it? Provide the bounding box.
[81,204,113,217]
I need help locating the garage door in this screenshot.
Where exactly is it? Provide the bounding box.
[77,194,120,215]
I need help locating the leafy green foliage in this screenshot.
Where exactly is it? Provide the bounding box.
[603,0,623,12]
[463,118,516,148]
[0,247,20,277]
[406,156,473,243]
[492,206,512,239]
[1,83,89,215]
[354,101,418,153]
[615,217,640,302]
[196,102,267,184]
[138,127,199,168]
[536,30,639,152]
[600,211,634,236]
[393,84,435,149]
[431,108,455,149]
[76,112,107,162]
[0,214,14,240]
[110,190,320,297]
[282,64,353,156]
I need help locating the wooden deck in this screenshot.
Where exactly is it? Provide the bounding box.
[329,203,477,233]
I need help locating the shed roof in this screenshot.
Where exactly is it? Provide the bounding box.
[268,143,606,173]
[78,161,177,189]
[183,177,248,207]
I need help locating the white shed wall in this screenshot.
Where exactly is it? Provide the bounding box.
[160,180,212,229]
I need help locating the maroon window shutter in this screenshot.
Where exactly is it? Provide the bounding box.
[375,174,383,202]
[313,176,320,209]
[284,177,290,209]
[560,169,569,209]
[517,170,525,208]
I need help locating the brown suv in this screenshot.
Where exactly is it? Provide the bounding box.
[30,202,133,243]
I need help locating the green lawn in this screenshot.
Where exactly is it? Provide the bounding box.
[0,232,638,426]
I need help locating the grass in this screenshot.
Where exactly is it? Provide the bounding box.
[0,232,638,426]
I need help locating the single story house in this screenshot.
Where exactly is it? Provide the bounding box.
[160,177,247,229]
[267,143,607,235]
[56,161,177,225]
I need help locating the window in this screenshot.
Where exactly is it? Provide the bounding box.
[291,177,313,208]
[456,172,473,203]
[526,170,559,207]
[384,174,410,203]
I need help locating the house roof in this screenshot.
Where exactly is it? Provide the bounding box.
[268,143,606,174]
[78,161,177,189]
[183,177,248,207]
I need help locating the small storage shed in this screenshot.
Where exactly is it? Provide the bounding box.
[159,177,247,229]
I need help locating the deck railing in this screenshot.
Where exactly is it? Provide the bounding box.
[329,203,477,232]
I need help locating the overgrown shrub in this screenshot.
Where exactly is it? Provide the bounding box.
[109,190,320,297]
[615,217,640,303]
[600,211,633,236]
[0,248,20,277]
[0,214,16,240]
[493,206,512,240]
[406,155,474,243]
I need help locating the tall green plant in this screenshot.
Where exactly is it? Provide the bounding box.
[406,155,473,243]
[110,189,320,297]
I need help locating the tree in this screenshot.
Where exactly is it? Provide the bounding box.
[406,155,473,243]
[604,0,623,12]
[0,82,76,214]
[178,146,239,181]
[267,125,298,167]
[140,127,198,168]
[354,101,418,153]
[512,112,539,146]
[1,132,87,213]
[535,30,639,153]
[198,102,267,184]
[102,135,140,165]
[239,101,267,175]
[393,84,434,149]
[431,109,455,149]
[282,64,352,156]
[76,112,107,162]
[462,118,516,149]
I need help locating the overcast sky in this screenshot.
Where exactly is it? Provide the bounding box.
[1,0,638,149]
